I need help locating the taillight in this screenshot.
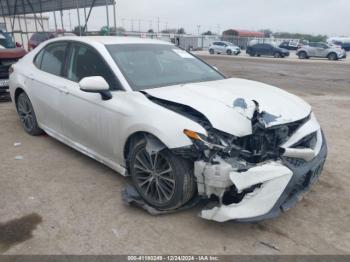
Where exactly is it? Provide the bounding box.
[9,66,14,75]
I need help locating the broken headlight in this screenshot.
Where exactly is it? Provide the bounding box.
[183,129,225,150]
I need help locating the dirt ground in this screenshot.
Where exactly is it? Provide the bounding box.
[0,55,349,255]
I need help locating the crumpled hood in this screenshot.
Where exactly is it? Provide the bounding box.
[145,78,311,137]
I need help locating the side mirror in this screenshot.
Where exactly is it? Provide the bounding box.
[79,76,112,101]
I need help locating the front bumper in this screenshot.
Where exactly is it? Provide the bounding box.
[197,126,327,222]
[0,79,9,92]
[339,52,347,59]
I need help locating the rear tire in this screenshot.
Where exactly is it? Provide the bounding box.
[129,139,196,211]
[16,92,44,136]
[328,52,338,61]
[298,51,307,59]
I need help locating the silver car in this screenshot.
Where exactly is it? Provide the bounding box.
[209,41,241,55]
[297,42,346,60]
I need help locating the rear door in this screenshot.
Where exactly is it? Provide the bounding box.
[28,42,69,134]
[318,43,331,57]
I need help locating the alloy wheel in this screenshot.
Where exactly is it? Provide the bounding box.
[17,94,35,132]
[133,148,176,205]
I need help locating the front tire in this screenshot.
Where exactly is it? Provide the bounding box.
[328,52,338,61]
[209,49,215,55]
[298,51,308,59]
[226,49,232,55]
[274,52,281,58]
[130,140,195,211]
[16,92,43,136]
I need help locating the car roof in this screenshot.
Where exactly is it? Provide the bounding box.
[47,36,173,46]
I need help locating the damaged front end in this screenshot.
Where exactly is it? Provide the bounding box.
[174,99,327,222]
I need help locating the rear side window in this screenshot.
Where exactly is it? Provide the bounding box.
[34,49,44,68]
[40,43,68,76]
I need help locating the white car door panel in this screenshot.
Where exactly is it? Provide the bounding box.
[58,43,124,163]
[60,80,123,162]
[28,42,69,133]
[28,73,66,133]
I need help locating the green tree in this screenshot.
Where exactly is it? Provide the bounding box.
[73,26,86,36]
[273,32,327,42]
[202,30,213,35]
[177,28,186,34]
[259,29,273,38]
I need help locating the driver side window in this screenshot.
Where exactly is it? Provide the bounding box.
[66,44,119,90]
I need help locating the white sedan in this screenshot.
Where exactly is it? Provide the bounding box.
[9,37,327,222]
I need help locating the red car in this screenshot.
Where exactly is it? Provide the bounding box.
[28,32,56,51]
[0,31,26,100]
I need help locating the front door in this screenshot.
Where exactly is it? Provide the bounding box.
[59,43,124,162]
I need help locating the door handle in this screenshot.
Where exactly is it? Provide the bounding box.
[27,73,34,81]
[58,87,70,95]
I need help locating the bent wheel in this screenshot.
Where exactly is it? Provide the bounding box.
[130,140,195,211]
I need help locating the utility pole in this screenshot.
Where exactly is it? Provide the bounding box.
[157,17,160,33]
[68,11,72,31]
[197,25,201,36]
[138,19,141,32]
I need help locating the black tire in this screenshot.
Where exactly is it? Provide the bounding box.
[226,49,232,55]
[328,52,338,61]
[130,140,195,211]
[274,52,281,58]
[16,92,44,136]
[298,51,307,59]
[209,49,215,55]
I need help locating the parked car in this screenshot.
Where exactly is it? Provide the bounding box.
[279,40,303,50]
[328,37,350,51]
[246,43,290,58]
[0,31,26,100]
[297,42,346,60]
[209,41,241,55]
[10,37,327,222]
[331,41,350,51]
[341,42,350,51]
[28,32,56,51]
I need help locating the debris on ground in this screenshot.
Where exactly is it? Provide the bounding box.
[122,184,202,215]
[14,142,22,147]
[14,155,24,160]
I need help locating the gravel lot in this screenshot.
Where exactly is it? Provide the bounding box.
[0,54,349,255]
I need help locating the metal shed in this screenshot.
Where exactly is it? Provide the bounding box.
[0,0,117,47]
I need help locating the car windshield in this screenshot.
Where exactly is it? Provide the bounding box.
[106,44,224,90]
[0,32,16,48]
